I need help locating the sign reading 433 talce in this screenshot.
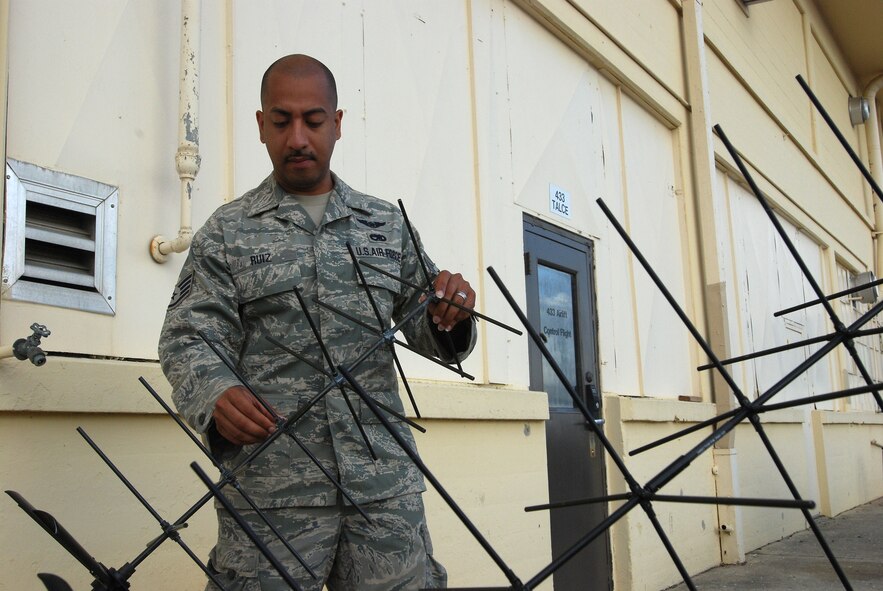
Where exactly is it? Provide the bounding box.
[549,184,572,220]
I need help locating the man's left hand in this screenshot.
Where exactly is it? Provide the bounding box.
[423,270,475,331]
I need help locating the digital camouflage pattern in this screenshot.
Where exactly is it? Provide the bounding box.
[206,493,446,591]
[159,172,476,510]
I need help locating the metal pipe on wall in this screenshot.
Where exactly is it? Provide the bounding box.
[150,0,201,263]
[865,75,883,278]
[1,0,10,285]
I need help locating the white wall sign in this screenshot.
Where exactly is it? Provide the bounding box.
[549,184,572,219]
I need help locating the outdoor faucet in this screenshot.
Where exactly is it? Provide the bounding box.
[3,323,52,366]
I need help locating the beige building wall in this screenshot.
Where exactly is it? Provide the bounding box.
[0,2,551,589]
[502,0,883,588]
[2,1,882,590]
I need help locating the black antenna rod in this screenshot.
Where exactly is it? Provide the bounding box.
[714,123,883,413]
[358,259,521,335]
[696,326,883,372]
[290,285,378,461]
[595,195,853,589]
[5,490,120,588]
[137,377,317,579]
[487,266,697,591]
[525,492,813,512]
[397,198,467,376]
[314,297,476,381]
[195,329,370,521]
[191,463,304,591]
[774,276,883,317]
[337,365,526,590]
[630,379,883,456]
[76,427,229,589]
[346,241,423,418]
[265,336,427,433]
[795,74,883,201]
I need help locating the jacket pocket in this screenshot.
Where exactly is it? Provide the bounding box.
[357,390,405,425]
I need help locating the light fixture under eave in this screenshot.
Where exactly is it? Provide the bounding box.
[848,96,870,126]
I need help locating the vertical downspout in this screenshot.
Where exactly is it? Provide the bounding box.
[150,0,201,263]
[866,75,883,277]
[0,0,9,289]
[682,0,745,564]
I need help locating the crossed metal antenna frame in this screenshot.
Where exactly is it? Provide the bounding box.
[195,125,883,591]
[482,77,883,591]
[630,75,883,458]
[6,200,526,590]
[9,76,882,591]
[182,199,528,589]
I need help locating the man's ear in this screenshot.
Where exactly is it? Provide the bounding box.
[256,110,266,144]
[335,109,343,140]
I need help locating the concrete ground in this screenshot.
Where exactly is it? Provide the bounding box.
[665,497,883,591]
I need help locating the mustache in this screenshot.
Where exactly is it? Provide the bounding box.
[285,151,315,161]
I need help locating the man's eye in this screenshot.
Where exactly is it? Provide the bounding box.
[272,120,288,128]
[306,119,325,128]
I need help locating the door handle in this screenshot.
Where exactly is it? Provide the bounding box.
[579,417,605,428]
[584,372,603,427]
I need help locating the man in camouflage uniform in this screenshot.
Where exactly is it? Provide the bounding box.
[159,54,477,590]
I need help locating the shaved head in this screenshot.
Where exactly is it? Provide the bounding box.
[256,54,343,195]
[260,54,338,109]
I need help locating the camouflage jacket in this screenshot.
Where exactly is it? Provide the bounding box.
[159,173,475,509]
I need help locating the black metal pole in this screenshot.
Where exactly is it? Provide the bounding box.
[487,266,697,591]
[194,331,371,520]
[347,241,423,418]
[714,123,883,413]
[630,379,883,456]
[191,462,304,591]
[697,331,835,371]
[314,297,476,380]
[595,196,854,590]
[396,199,467,376]
[337,365,525,590]
[5,490,116,587]
[774,277,883,317]
[290,285,378,461]
[526,493,813,512]
[697,326,883,371]
[262,340,427,432]
[358,259,522,335]
[75,428,231,589]
[137,377,317,579]
[795,74,883,201]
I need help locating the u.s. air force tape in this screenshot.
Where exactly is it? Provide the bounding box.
[353,245,402,263]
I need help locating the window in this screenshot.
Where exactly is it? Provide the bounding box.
[3,159,118,314]
[837,264,883,412]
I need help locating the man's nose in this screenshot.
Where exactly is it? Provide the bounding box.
[286,121,308,150]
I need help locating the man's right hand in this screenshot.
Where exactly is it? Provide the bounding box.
[213,386,277,445]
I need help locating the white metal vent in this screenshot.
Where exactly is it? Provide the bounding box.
[3,159,118,314]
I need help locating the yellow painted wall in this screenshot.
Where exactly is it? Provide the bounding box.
[704,0,872,264]
[812,410,883,516]
[0,361,551,590]
[733,414,818,552]
[2,0,195,358]
[604,396,721,591]
[1,412,218,591]
[510,0,881,587]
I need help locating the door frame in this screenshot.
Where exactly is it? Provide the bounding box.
[523,213,612,590]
